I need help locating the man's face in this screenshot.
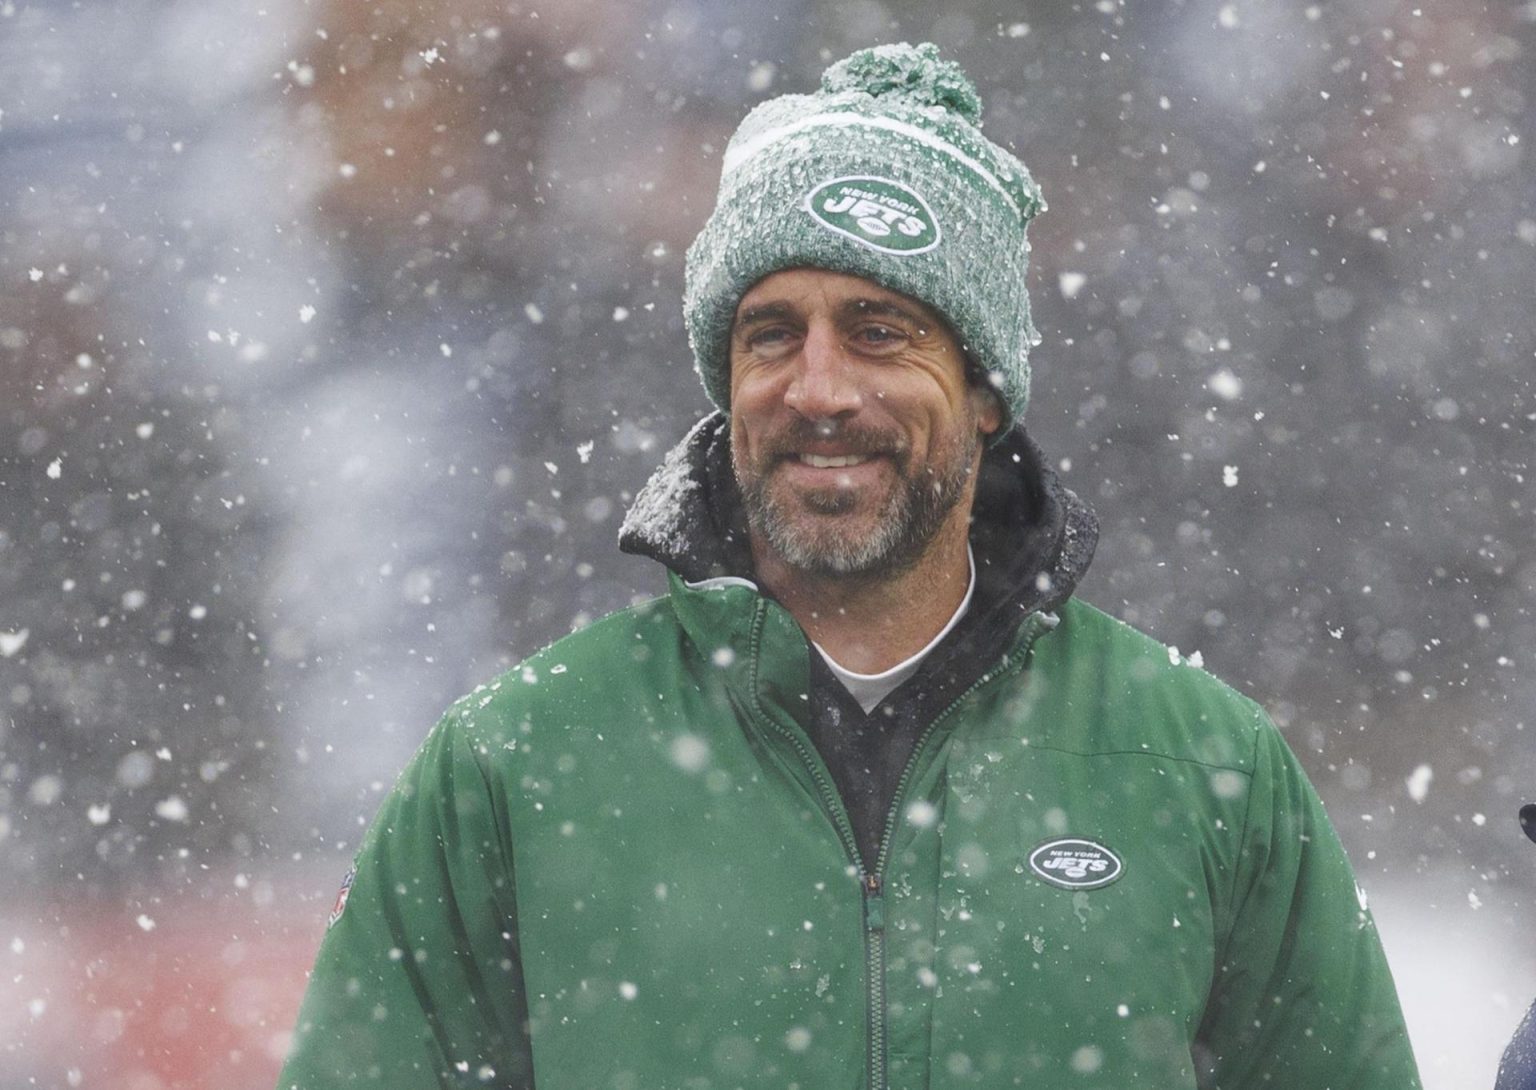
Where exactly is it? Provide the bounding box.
[729,268,1002,578]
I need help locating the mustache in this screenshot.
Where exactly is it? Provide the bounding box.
[756,418,908,461]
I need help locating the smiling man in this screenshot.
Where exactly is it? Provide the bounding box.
[279,44,1421,1090]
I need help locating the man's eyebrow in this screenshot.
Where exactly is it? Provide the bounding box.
[732,301,795,331]
[838,297,927,327]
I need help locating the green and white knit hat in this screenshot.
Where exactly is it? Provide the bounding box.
[684,42,1046,430]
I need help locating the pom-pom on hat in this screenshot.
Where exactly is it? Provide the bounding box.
[684,42,1045,432]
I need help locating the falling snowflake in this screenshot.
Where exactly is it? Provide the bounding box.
[669,734,709,773]
[1406,764,1433,802]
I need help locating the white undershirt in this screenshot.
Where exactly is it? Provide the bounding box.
[812,545,977,714]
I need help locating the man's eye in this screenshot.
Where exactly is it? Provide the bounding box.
[854,324,905,347]
[745,327,792,349]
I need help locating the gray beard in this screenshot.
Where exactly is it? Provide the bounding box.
[736,436,978,579]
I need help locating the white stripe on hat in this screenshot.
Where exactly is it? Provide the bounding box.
[721,110,1022,216]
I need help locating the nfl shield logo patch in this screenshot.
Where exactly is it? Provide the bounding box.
[327,865,356,929]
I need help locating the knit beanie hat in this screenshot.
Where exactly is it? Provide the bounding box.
[684,42,1046,431]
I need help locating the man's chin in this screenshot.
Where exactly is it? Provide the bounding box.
[756,503,899,576]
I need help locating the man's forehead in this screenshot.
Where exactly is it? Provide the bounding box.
[732,268,940,324]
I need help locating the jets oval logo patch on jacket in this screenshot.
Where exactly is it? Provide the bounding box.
[1027,837,1124,890]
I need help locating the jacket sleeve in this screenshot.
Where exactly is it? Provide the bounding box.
[1194,716,1421,1089]
[276,709,531,1089]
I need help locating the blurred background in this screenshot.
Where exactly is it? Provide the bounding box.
[0,0,1531,1086]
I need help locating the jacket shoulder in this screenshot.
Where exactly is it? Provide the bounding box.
[442,596,690,747]
[1033,598,1269,772]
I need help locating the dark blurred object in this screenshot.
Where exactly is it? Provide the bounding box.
[1498,996,1536,1089]
[1497,806,1536,1089]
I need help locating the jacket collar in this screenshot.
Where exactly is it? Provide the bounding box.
[618,411,1097,726]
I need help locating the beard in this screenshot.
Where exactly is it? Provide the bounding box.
[733,417,981,579]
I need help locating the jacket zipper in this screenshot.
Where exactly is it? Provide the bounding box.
[746,606,1054,1090]
[863,871,887,1088]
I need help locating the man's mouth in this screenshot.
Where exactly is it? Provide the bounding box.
[797,452,873,469]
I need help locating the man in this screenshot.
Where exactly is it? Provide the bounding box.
[278,43,1421,1088]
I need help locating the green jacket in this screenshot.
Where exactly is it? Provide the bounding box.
[279,421,1420,1090]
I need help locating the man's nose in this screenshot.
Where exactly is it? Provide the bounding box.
[783,323,862,419]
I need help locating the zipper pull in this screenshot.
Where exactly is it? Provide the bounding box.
[863,874,885,932]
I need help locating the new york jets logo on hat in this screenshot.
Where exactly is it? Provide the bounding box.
[1027,837,1124,891]
[804,175,941,255]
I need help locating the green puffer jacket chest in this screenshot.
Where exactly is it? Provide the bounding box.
[452,582,1273,1090]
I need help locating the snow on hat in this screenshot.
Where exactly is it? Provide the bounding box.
[683,42,1046,431]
